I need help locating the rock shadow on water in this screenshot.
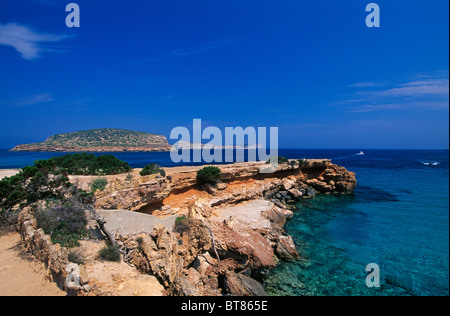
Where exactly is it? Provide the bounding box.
[353,185,400,203]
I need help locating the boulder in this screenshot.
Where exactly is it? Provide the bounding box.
[209,218,276,279]
[276,235,299,259]
[223,271,267,296]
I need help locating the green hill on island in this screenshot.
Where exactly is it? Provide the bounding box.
[10,128,171,152]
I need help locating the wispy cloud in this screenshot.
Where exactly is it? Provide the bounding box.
[163,36,237,58]
[339,73,449,113]
[132,36,238,65]
[348,81,385,88]
[5,93,54,107]
[0,23,69,60]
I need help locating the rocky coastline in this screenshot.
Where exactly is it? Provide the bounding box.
[10,144,171,152]
[9,128,172,152]
[11,158,356,296]
[88,159,356,296]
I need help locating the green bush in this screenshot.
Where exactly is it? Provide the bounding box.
[265,156,289,164]
[196,167,222,185]
[175,215,187,227]
[0,209,19,233]
[174,215,191,234]
[140,163,164,177]
[51,153,132,175]
[68,252,85,265]
[298,159,308,168]
[35,204,88,248]
[90,177,108,192]
[99,244,121,262]
[125,173,134,182]
[0,161,71,210]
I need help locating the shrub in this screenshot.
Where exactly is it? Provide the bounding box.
[298,159,308,169]
[175,215,187,227]
[35,204,88,248]
[265,156,289,165]
[0,162,71,210]
[196,167,222,185]
[0,209,19,233]
[50,153,132,175]
[140,163,163,176]
[99,244,121,262]
[68,252,85,265]
[174,215,190,234]
[125,173,133,182]
[90,177,108,192]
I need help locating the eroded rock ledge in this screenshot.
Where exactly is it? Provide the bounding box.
[89,159,356,296]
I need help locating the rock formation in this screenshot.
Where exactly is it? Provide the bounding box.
[89,159,356,296]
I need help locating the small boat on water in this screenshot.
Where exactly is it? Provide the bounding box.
[421,161,440,166]
[356,151,365,156]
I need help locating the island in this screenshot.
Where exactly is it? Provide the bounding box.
[9,128,172,152]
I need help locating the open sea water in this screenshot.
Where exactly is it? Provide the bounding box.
[0,149,448,296]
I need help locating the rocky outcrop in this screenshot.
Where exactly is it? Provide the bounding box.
[94,177,171,212]
[91,159,356,296]
[114,197,299,296]
[93,159,356,215]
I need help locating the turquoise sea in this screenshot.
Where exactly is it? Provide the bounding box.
[0,149,448,296]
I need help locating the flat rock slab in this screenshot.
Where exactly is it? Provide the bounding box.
[211,199,273,233]
[96,209,177,237]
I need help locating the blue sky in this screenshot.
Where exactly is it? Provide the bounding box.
[0,0,448,149]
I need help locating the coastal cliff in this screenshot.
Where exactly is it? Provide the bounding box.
[86,159,356,296]
[10,158,356,296]
[10,128,171,152]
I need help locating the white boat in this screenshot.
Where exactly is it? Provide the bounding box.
[357,151,365,155]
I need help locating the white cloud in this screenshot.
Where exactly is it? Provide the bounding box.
[0,23,68,60]
[0,93,54,107]
[132,37,238,65]
[163,37,238,58]
[340,74,449,113]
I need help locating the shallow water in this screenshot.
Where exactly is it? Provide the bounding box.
[264,150,449,296]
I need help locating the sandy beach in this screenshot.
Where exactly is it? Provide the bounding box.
[0,169,20,180]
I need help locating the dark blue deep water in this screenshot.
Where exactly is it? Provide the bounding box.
[0,149,448,296]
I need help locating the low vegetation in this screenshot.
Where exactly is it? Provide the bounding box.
[174,215,191,235]
[90,177,108,192]
[0,158,73,211]
[34,202,88,248]
[51,153,132,175]
[99,244,121,262]
[140,163,165,177]
[68,252,85,265]
[0,156,95,235]
[196,166,222,185]
[265,156,289,165]
[298,158,308,168]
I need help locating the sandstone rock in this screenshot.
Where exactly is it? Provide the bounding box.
[210,218,276,279]
[176,268,221,296]
[193,253,216,275]
[223,271,267,296]
[203,183,218,195]
[288,189,303,198]
[188,198,212,219]
[276,235,299,259]
[217,182,227,190]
